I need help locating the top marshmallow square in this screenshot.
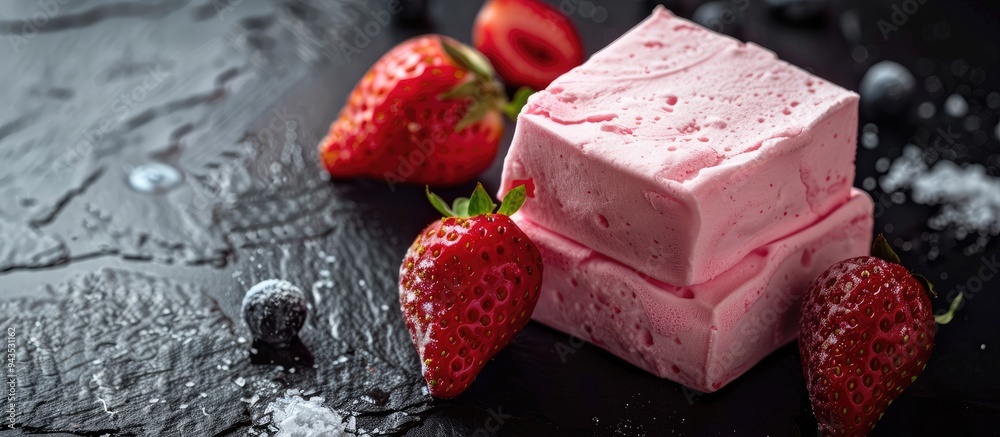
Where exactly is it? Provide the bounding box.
[500,7,859,286]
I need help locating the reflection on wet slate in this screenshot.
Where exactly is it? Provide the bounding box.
[250,338,315,367]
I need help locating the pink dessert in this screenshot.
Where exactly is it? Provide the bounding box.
[500,7,860,286]
[517,190,874,392]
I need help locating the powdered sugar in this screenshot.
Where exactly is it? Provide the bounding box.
[265,391,348,436]
[881,145,1000,239]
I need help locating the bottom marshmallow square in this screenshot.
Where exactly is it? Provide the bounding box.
[516,189,874,392]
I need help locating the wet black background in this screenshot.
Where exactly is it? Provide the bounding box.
[0,0,998,435]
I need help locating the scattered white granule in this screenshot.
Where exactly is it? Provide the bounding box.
[881,145,1000,239]
[266,391,348,437]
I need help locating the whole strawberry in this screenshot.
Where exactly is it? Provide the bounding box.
[318,35,526,186]
[799,235,960,436]
[399,183,542,398]
[473,0,584,90]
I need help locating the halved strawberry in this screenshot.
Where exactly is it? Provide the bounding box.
[473,0,585,91]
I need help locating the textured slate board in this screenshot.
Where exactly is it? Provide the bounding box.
[0,269,250,435]
[0,0,998,436]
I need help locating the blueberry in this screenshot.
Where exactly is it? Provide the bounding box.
[692,1,742,37]
[764,0,827,25]
[242,279,308,346]
[859,61,916,118]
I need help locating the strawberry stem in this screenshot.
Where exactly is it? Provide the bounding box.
[913,273,937,297]
[439,36,494,79]
[872,234,901,265]
[934,292,963,325]
[427,183,514,218]
[873,234,941,298]
[503,87,535,120]
[438,37,533,127]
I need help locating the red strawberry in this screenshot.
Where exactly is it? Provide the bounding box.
[318,35,525,186]
[473,0,585,91]
[799,235,961,436]
[399,183,542,398]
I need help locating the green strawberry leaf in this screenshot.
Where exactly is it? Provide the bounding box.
[439,81,481,101]
[456,99,493,132]
[440,37,494,80]
[497,184,527,216]
[452,197,470,217]
[466,183,497,216]
[872,234,901,265]
[503,87,535,120]
[913,273,937,297]
[934,292,963,325]
[426,186,455,217]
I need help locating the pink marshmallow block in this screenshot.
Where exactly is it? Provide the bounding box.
[500,7,860,285]
[516,189,874,392]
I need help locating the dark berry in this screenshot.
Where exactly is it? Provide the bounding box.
[859,61,916,118]
[242,279,308,346]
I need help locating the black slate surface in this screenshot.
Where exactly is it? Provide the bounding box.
[0,0,998,435]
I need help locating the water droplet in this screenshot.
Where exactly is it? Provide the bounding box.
[917,101,936,119]
[944,94,968,118]
[861,132,879,149]
[875,157,891,173]
[925,76,942,93]
[127,162,182,194]
[988,92,1000,109]
[862,177,876,191]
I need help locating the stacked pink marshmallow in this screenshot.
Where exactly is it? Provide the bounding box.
[499,7,874,392]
